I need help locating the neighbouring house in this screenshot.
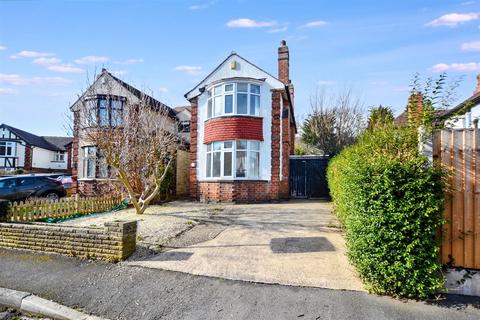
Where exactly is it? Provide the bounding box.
[70,68,179,197]
[184,40,297,202]
[174,106,191,144]
[0,124,72,174]
[395,74,480,128]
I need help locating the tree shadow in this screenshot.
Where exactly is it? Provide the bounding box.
[270,237,335,253]
[151,251,194,261]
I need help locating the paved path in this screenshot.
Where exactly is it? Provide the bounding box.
[128,200,364,291]
[0,249,479,320]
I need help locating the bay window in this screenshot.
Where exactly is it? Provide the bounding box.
[82,146,109,179]
[205,140,260,179]
[207,82,261,119]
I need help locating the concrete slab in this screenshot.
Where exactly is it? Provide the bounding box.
[20,295,89,320]
[0,287,30,309]
[129,200,364,291]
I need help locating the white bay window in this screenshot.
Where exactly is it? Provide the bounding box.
[206,140,260,179]
[207,82,260,119]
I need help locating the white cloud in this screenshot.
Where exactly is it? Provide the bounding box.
[32,57,61,65]
[0,73,72,86]
[47,64,84,73]
[226,18,276,28]
[426,12,480,27]
[431,62,480,72]
[317,80,336,86]
[114,58,144,65]
[174,65,203,75]
[10,50,55,59]
[0,46,6,51]
[74,55,109,64]
[0,88,16,95]
[461,1,475,5]
[266,26,288,33]
[189,1,213,10]
[111,70,127,76]
[301,20,328,28]
[158,87,169,93]
[461,41,480,51]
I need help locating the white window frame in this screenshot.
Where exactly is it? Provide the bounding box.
[205,140,261,180]
[53,151,65,162]
[206,82,261,120]
[83,146,97,178]
[0,141,15,157]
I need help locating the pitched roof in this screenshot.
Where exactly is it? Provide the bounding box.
[70,69,176,119]
[42,136,73,151]
[184,52,284,100]
[174,106,191,113]
[439,93,480,120]
[0,124,69,151]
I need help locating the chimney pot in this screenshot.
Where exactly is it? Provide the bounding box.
[474,73,480,96]
[280,40,287,46]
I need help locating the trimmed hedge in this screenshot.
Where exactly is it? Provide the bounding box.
[327,126,445,298]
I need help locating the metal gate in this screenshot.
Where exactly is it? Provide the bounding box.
[289,156,330,199]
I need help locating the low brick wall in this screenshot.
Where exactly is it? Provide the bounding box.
[0,221,137,262]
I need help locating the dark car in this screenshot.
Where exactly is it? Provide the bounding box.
[0,176,66,202]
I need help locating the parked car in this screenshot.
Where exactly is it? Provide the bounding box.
[0,175,66,202]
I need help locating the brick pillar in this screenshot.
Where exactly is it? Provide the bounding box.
[104,220,137,260]
[24,144,33,171]
[270,90,281,200]
[71,110,80,194]
[189,97,198,200]
[281,99,291,198]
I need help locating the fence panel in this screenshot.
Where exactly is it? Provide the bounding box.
[7,196,121,222]
[435,128,480,269]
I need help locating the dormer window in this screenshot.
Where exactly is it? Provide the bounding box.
[207,82,260,119]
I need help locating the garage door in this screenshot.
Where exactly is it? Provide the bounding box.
[289,156,330,199]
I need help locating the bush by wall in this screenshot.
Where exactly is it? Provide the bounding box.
[327,126,445,298]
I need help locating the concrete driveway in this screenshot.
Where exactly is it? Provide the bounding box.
[128,200,364,291]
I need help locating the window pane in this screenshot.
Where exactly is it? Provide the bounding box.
[250,141,260,151]
[237,140,247,150]
[0,145,5,156]
[213,141,222,150]
[208,89,212,98]
[207,143,212,152]
[206,153,212,177]
[250,95,260,115]
[214,85,222,95]
[224,141,233,149]
[225,95,233,113]
[224,152,232,176]
[249,151,260,178]
[207,99,212,118]
[213,152,221,177]
[237,83,248,92]
[111,100,124,126]
[98,99,109,126]
[87,159,96,178]
[236,151,246,177]
[237,93,247,114]
[214,96,223,116]
[225,84,233,92]
[250,84,260,94]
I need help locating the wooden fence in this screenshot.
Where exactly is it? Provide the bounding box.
[433,129,480,269]
[7,196,122,222]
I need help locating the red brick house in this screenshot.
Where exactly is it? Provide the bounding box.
[184,41,297,202]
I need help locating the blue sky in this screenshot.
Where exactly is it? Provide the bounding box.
[0,0,479,136]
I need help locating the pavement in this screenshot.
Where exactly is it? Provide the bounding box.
[127,200,364,291]
[0,248,480,320]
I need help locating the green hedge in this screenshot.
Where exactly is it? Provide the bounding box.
[327,126,445,298]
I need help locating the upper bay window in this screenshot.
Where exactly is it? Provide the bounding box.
[87,95,125,127]
[207,82,260,119]
[206,140,260,179]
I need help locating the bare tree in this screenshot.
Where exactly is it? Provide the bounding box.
[73,75,179,215]
[301,88,364,155]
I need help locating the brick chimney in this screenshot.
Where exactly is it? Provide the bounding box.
[474,73,480,96]
[407,92,424,126]
[278,40,289,85]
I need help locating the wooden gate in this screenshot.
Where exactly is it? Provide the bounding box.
[289,156,330,199]
[433,129,480,269]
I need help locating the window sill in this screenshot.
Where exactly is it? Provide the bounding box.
[199,178,268,182]
[204,115,263,122]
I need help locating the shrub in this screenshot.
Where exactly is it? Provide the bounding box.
[0,199,10,222]
[327,125,445,298]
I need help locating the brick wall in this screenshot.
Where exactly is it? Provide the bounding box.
[78,180,119,197]
[0,221,137,262]
[198,180,271,203]
[270,90,281,200]
[204,116,263,144]
[24,144,33,171]
[189,98,198,199]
